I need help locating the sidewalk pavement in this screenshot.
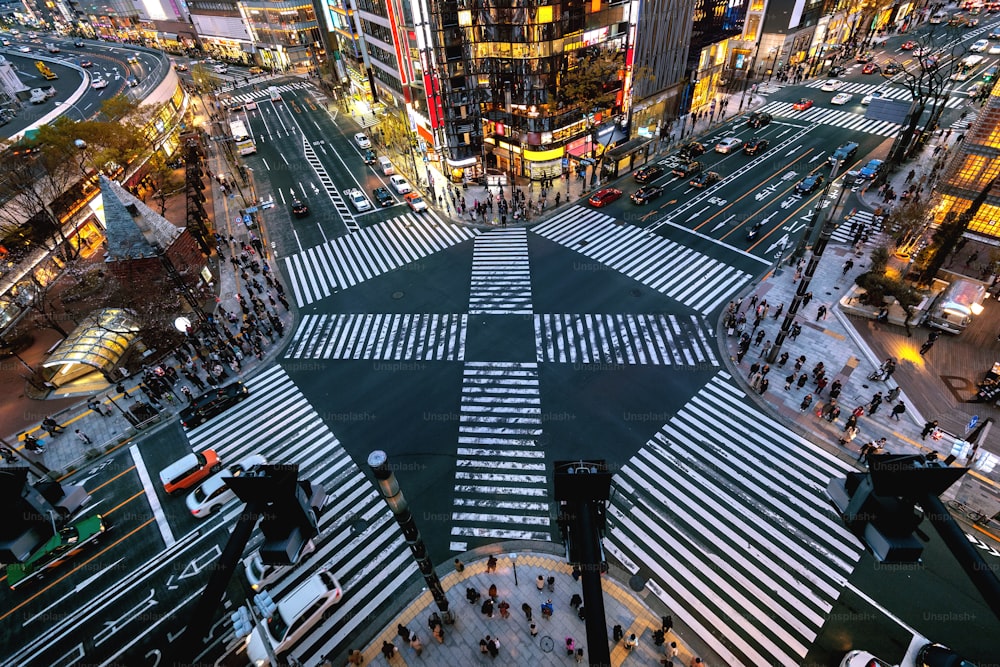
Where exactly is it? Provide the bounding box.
[340,552,693,667]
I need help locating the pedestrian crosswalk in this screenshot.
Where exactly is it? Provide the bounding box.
[226,81,311,105]
[469,228,533,314]
[285,313,468,360]
[184,365,419,666]
[801,79,967,109]
[951,110,978,131]
[534,313,718,366]
[450,362,550,551]
[830,209,884,245]
[283,213,479,307]
[758,101,903,137]
[532,207,751,315]
[604,372,863,667]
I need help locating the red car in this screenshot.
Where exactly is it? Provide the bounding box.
[862,62,878,74]
[792,98,814,111]
[901,40,917,50]
[588,188,623,207]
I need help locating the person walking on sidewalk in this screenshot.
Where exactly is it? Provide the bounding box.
[87,399,111,417]
[829,379,843,400]
[920,330,940,355]
[816,304,827,320]
[42,417,65,436]
[800,393,814,411]
[921,420,939,439]
[868,391,884,415]
[75,429,92,445]
[891,401,906,420]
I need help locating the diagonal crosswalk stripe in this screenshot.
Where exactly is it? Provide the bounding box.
[605,372,863,667]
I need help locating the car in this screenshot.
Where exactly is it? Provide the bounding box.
[588,187,623,207]
[362,149,376,165]
[855,52,874,63]
[901,40,917,50]
[792,98,814,111]
[179,381,251,429]
[213,64,228,74]
[404,192,428,212]
[677,141,706,159]
[633,165,664,183]
[388,174,411,194]
[125,76,138,87]
[5,514,109,590]
[746,111,772,129]
[690,171,720,188]
[630,185,664,205]
[828,65,847,77]
[743,137,770,156]
[291,200,309,218]
[79,59,92,67]
[862,62,878,74]
[839,649,893,667]
[372,186,394,207]
[159,449,222,495]
[243,540,317,591]
[173,62,188,72]
[0,39,7,46]
[74,40,85,47]
[249,66,264,74]
[245,100,257,111]
[915,642,977,667]
[858,158,884,180]
[671,161,702,178]
[831,92,854,105]
[821,79,845,92]
[46,45,59,53]
[127,54,140,64]
[345,188,372,211]
[861,90,882,105]
[354,132,372,149]
[883,62,901,75]
[796,173,826,193]
[714,137,744,154]
[185,454,267,518]
[29,88,46,104]
[991,27,1000,39]
[990,44,1000,55]
[971,39,990,53]
[18,45,29,52]
[828,141,859,165]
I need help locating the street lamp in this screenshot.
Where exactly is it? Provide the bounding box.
[510,553,518,586]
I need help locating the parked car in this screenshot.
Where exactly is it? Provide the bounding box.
[588,187,622,207]
[714,137,744,154]
[796,173,825,193]
[831,92,854,105]
[689,171,721,188]
[677,141,706,159]
[345,188,372,211]
[743,137,770,156]
[354,132,371,149]
[747,111,772,129]
[792,98,814,111]
[179,381,250,429]
[633,165,664,183]
[630,184,664,205]
[291,200,309,218]
[185,454,267,518]
[821,79,845,92]
[671,161,702,178]
[372,186,394,207]
[404,192,428,212]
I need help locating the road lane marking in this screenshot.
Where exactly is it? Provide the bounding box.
[129,445,174,548]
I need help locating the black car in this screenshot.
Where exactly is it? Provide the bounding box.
[671,161,703,178]
[373,186,394,207]
[74,40,85,47]
[828,65,847,77]
[743,137,770,156]
[883,62,901,75]
[828,141,859,166]
[630,185,665,205]
[179,382,250,429]
[291,200,309,218]
[678,141,706,159]
[795,173,825,194]
[747,111,772,129]
[633,165,665,184]
[363,149,377,165]
[689,171,720,188]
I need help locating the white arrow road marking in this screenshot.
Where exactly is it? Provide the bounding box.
[686,205,710,222]
[766,233,790,254]
[785,145,802,156]
[809,152,826,163]
[94,589,158,646]
[712,214,736,232]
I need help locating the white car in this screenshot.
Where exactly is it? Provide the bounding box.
[388,174,411,194]
[354,132,371,149]
[839,649,893,667]
[18,45,30,53]
[714,137,744,154]
[831,92,854,105]
[913,46,930,57]
[861,91,882,105]
[245,100,257,110]
[345,188,372,211]
[971,39,990,53]
[821,79,845,92]
[91,78,107,89]
[184,454,266,518]
[991,44,1000,55]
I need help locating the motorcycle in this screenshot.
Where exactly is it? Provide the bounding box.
[746,220,764,241]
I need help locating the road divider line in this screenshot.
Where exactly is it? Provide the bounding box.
[129,444,175,548]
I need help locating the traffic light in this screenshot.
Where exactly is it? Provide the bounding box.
[231,606,253,638]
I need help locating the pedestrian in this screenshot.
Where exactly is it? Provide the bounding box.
[829,379,843,400]
[42,417,66,435]
[409,634,423,656]
[569,593,582,609]
[479,638,489,655]
[754,329,765,346]
[397,624,411,643]
[536,575,545,591]
[777,351,789,367]
[758,378,769,395]
[785,372,796,390]
[87,399,110,416]
[541,599,554,618]
[891,401,906,420]
[381,641,397,659]
[181,386,194,402]
[816,304,827,320]
[566,637,576,656]
[530,622,538,637]
[750,371,763,392]
[481,598,494,618]
[498,600,510,618]
[613,624,624,642]
[760,340,772,358]
[488,636,500,658]
[812,361,825,378]
[816,376,828,394]
[432,624,444,643]
[624,633,638,650]
[800,393,814,411]
[662,642,679,665]
[576,648,585,663]
[842,259,854,275]
[487,554,497,573]
[839,424,859,446]
[454,558,464,572]
[690,659,703,667]
[921,420,939,439]
[547,576,555,592]
[797,373,808,389]
[466,587,481,604]
[488,583,498,600]
[773,303,784,319]
[869,391,883,415]
[75,429,92,445]
[802,292,813,308]
[791,323,802,340]
[794,355,806,372]
[346,648,364,665]
[748,361,761,379]
[522,602,533,620]
[887,386,901,402]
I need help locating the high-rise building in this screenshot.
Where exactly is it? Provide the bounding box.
[682,0,750,116]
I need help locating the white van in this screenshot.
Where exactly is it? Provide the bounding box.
[926,277,986,333]
[245,569,342,665]
[29,88,46,104]
[377,155,394,175]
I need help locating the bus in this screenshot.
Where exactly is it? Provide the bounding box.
[951,55,984,81]
[229,119,256,156]
[268,86,281,102]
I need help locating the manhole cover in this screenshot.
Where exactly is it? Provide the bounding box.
[628,574,646,592]
[391,290,404,300]
[539,636,555,653]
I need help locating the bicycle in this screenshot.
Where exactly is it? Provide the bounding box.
[947,499,988,525]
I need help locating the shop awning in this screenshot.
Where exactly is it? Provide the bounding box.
[606,137,652,161]
[446,155,478,168]
[42,308,139,385]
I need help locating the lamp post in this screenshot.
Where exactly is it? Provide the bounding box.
[510,553,518,586]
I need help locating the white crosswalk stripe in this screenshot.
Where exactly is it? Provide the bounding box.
[450,362,550,551]
[184,365,419,665]
[801,80,967,108]
[285,313,468,360]
[532,207,751,314]
[534,313,719,366]
[228,81,311,104]
[605,372,863,667]
[758,101,902,136]
[830,209,884,246]
[469,228,533,314]
[283,213,479,307]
